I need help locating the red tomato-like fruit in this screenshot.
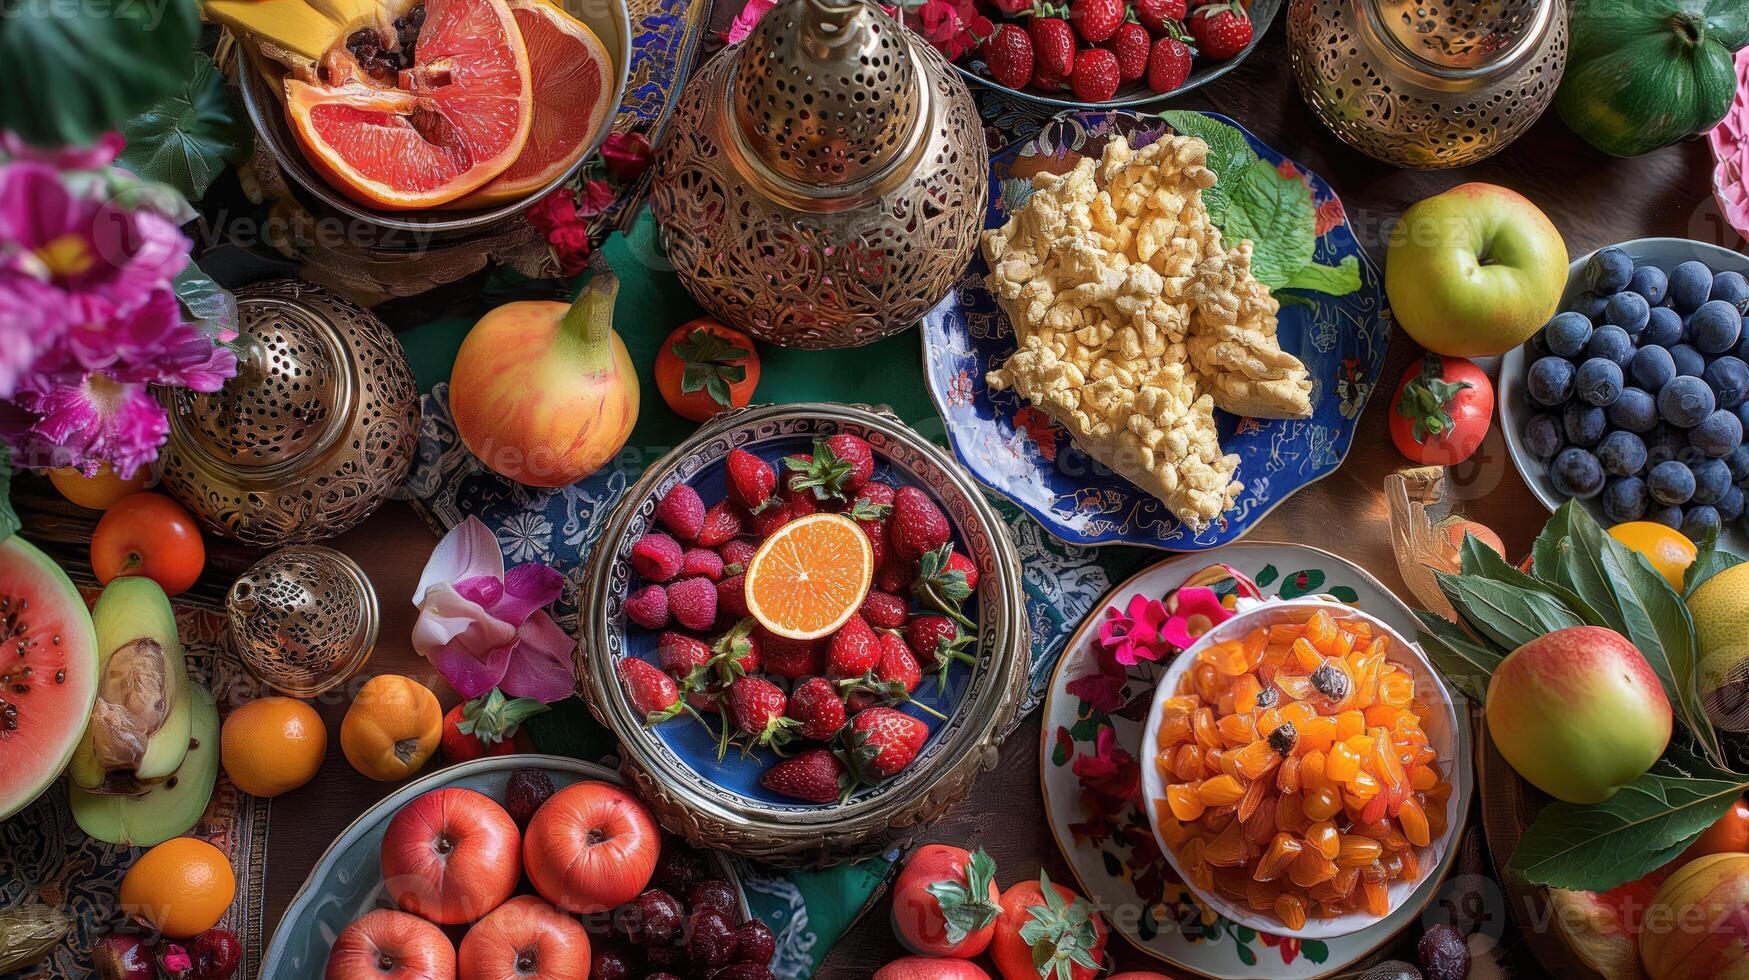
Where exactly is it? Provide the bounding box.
[891,845,1001,958]
[1388,353,1494,466]
[989,873,1108,980]
[381,787,522,924]
[653,319,761,423]
[523,781,660,913]
[1680,797,1749,862]
[440,690,546,763]
[873,957,992,980]
[90,492,206,596]
[458,894,591,980]
[325,909,455,980]
[1106,974,1173,979]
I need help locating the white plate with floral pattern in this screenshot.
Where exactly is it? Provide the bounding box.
[1038,541,1474,978]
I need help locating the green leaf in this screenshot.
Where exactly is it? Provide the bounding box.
[1414,609,1502,704]
[1280,255,1362,297]
[1597,535,1719,766]
[1159,110,1255,226]
[1506,771,1749,891]
[172,261,238,339]
[118,53,248,203]
[1276,568,1325,599]
[924,848,1001,945]
[0,0,201,147]
[1222,157,1317,289]
[1434,570,1586,651]
[1254,564,1278,588]
[0,446,17,542]
[1685,526,1744,598]
[1459,532,1605,627]
[1537,503,1631,637]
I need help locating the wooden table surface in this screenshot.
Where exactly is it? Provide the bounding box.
[256,21,1736,978]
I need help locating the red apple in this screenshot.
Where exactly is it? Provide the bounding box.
[458,895,591,980]
[523,782,659,913]
[326,910,454,980]
[1486,625,1671,803]
[381,787,521,924]
[873,958,992,980]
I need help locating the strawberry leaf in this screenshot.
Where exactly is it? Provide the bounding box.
[784,437,855,501]
[456,688,549,744]
[914,544,975,630]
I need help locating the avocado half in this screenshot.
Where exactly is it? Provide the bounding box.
[71,683,220,847]
[67,578,193,793]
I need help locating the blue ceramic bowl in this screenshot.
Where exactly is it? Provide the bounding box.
[579,403,1030,865]
[921,110,1392,551]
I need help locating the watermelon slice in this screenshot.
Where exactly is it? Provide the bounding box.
[0,535,99,820]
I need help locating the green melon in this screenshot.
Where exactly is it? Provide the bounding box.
[0,535,99,820]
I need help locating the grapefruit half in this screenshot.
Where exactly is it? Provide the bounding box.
[285,0,534,210]
[455,0,615,209]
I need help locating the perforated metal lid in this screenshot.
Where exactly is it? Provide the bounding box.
[731,0,921,188]
[1370,0,1554,76]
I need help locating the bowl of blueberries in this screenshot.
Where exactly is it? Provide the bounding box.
[1501,238,1749,550]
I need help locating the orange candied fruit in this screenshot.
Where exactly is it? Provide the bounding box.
[1157,609,1448,928]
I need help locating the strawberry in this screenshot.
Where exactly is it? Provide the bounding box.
[657,631,713,679]
[718,538,758,574]
[1133,0,1186,33]
[666,576,718,631]
[726,448,778,512]
[1189,0,1251,60]
[946,551,980,591]
[620,659,689,723]
[913,544,975,630]
[850,496,893,571]
[713,618,763,677]
[890,487,951,562]
[855,481,896,508]
[1108,22,1150,83]
[761,749,849,804]
[860,590,911,630]
[1069,0,1123,43]
[783,434,874,504]
[695,500,746,548]
[989,0,1031,12]
[1029,17,1076,77]
[761,632,823,679]
[824,434,875,491]
[504,768,554,828]
[1147,36,1193,94]
[875,632,924,694]
[725,676,797,751]
[625,584,670,630]
[826,615,882,679]
[654,483,706,541]
[907,614,978,686]
[681,547,725,581]
[781,481,819,518]
[845,707,928,778]
[1031,68,1068,92]
[875,557,915,595]
[631,532,683,582]
[983,22,1034,89]
[750,499,792,538]
[788,676,848,740]
[844,634,948,716]
[1069,46,1120,102]
[717,573,751,619]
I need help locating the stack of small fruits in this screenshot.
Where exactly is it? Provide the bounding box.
[1520,247,1749,540]
[928,0,1256,103]
[615,435,983,803]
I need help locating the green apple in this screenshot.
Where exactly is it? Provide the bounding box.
[1386,183,1569,357]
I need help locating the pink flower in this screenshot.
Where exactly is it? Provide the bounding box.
[1098,593,1173,666]
[1072,726,1140,802]
[526,187,580,233]
[547,224,593,277]
[0,160,189,307]
[575,179,616,219]
[1159,586,1233,651]
[1,372,170,477]
[1,131,124,171]
[721,0,777,45]
[413,517,578,703]
[599,131,654,185]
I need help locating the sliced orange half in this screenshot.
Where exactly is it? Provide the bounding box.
[744,513,874,641]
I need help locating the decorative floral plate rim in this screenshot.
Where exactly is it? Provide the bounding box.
[1707,46,1749,246]
[1037,542,1474,978]
[920,109,1392,553]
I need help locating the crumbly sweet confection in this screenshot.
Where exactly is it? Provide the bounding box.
[982,134,1313,529]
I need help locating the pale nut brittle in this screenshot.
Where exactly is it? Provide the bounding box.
[981,133,1313,530]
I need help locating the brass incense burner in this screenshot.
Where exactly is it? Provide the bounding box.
[649,0,988,348]
[227,546,379,697]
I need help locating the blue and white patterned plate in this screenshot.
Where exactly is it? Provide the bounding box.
[921,110,1391,552]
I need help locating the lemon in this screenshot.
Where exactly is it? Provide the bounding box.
[1688,563,1749,731]
[1608,522,1696,591]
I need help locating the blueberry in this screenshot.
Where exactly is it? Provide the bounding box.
[1563,401,1608,446]
[1684,505,1722,541]
[1651,504,1685,529]
[1575,357,1624,406]
[1643,306,1684,347]
[1630,265,1670,307]
[1650,459,1697,505]
[1691,300,1743,354]
[1672,260,1714,313]
[1543,311,1593,358]
[1527,356,1575,406]
[1691,409,1744,457]
[1551,447,1606,499]
[1631,345,1677,392]
[1715,270,1749,314]
[1692,457,1733,504]
[1660,375,1717,427]
[1586,325,1635,368]
[1608,387,1659,433]
[1606,291,1651,335]
[1730,445,1749,486]
[1523,413,1564,458]
[1602,476,1649,523]
[1648,425,1689,467]
[1738,401,1749,437]
[1671,343,1708,378]
[1586,247,1634,295]
[1570,291,1610,322]
[1719,485,1745,520]
[1597,430,1648,476]
[1706,355,1749,409]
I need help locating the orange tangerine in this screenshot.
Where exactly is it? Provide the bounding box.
[119,838,235,938]
[744,513,873,640]
[221,696,327,798]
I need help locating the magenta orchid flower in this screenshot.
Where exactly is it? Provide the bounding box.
[412,517,577,703]
[1097,593,1173,666]
[1159,586,1234,651]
